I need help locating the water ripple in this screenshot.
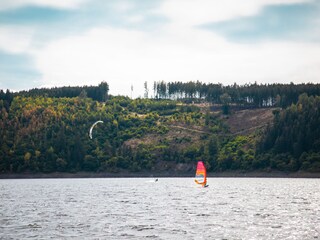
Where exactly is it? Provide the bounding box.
[0,178,320,239]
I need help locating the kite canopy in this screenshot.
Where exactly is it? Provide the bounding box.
[89,120,103,139]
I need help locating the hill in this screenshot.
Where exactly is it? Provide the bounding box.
[0,95,271,174]
[1,82,320,175]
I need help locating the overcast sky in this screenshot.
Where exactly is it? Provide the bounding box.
[0,0,319,97]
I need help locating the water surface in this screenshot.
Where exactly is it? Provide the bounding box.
[0,178,319,239]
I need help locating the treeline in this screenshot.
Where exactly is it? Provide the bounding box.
[3,81,320,110]
[16,81,109,102]
[153,81,320,108]
[0,89,13,111]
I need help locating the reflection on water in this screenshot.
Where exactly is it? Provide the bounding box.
[0,178,319,239]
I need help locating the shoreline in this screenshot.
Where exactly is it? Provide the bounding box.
[1,171,320,179]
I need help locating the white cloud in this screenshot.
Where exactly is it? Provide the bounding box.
[113,1,135,13]
[126,15,145,24]
[159,0,312,27]
[0,0,88,11]
[2,0,318,94]
[33,26,320,97]
[0,26,35,54]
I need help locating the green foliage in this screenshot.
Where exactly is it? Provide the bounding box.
[257,94,320,172]
[1,84,320,174]
[299,152,320,172]
[220,93,231,115]
[0,95,189,173]
[217,136,255,171]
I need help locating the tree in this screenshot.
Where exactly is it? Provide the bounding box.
[144,81,149,99]
[220,93,231,114]
[98,81,109,102]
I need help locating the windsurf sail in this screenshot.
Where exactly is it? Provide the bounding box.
[89,120,103,139]
[194,161,207,187]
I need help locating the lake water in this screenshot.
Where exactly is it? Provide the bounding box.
[0,178,319,239]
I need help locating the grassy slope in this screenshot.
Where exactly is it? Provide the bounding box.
[123,105,276,172]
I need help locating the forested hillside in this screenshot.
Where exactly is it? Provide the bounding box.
[257,94,320,172]
[1,82,320,174]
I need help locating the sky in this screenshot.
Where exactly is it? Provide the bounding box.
[0,0,320,97]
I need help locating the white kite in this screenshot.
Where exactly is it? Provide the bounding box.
[89,121,103,139]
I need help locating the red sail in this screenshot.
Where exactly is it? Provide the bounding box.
[194,161,207,187]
